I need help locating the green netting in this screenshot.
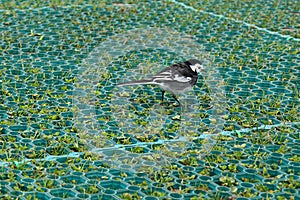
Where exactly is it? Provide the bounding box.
[0,0,299,199]
[174,0,300,39]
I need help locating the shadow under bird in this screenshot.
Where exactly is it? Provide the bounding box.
[117,59,204,106]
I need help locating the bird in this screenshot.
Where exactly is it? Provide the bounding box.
[116,59,204,106]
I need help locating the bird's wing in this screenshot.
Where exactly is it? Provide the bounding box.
[153,64,194,83]
[173,74,192,82]
[151,67,173,81]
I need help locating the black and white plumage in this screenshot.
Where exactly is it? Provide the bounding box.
[117,59,204,105]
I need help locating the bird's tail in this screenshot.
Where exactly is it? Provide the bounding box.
[116,79,154,86]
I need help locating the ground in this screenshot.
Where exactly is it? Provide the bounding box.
[0,0,299,199]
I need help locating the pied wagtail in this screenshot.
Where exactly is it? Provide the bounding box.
[117,59,204,106]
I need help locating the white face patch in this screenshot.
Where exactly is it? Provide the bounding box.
[190,63,203,72]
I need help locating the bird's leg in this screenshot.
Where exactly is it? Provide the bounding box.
[172,94,181,107]
[161,90,165,102]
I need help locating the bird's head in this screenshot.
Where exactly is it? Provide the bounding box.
[186,59,204,73]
